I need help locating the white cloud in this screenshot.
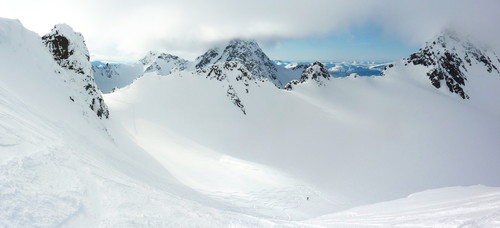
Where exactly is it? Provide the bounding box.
[1,0,499,61]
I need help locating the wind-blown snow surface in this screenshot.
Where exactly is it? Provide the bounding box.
[306,185,500,227]
[2,17,500,227]
[106,59,500,204]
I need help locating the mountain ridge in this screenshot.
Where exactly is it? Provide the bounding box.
[383,29,500,99]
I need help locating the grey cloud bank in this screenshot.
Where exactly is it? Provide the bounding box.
[2,0,499,61]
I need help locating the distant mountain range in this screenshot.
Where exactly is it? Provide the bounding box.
[275,60,387,77]
[92,29,500,116]
[92,41,388,93]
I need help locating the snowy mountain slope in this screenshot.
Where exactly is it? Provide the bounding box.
[3,17,500,227]
[194,39,282,87]
[284,62,331,90]
[0,17,336,227]
[383,29,500,99]
[105,31,500,207]
[1,18,354,226]
[92,61,143,93]
[42,24,109,118]
[104,70,351,220]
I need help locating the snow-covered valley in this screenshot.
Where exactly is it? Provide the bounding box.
[1,17,500,227]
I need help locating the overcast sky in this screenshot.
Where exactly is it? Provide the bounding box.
[2,0,499,61]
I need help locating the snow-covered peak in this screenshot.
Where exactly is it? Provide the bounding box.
[194,39,281,87]
[438,29,461,43]
[139,51,188,76]
[383,29,500,99]
[284,61,331,90]
[300,61,331,83]
[42,24,109,118]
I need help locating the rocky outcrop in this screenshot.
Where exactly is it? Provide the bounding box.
[43,24,109,118]
[195,61,256,114]
[284,62,331,90]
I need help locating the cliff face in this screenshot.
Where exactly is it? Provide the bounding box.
[43,24,109,118]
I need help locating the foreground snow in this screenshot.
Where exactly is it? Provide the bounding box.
[306,186,500,228]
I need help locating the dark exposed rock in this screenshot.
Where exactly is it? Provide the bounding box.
[196,61,253,114]
[195,48,220,69]
[299,62,330,83]
[43,35,70,61]
[284,80,299,91]
[284,62,331,90]
[42,24,109,119]
[226,85,246,115]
